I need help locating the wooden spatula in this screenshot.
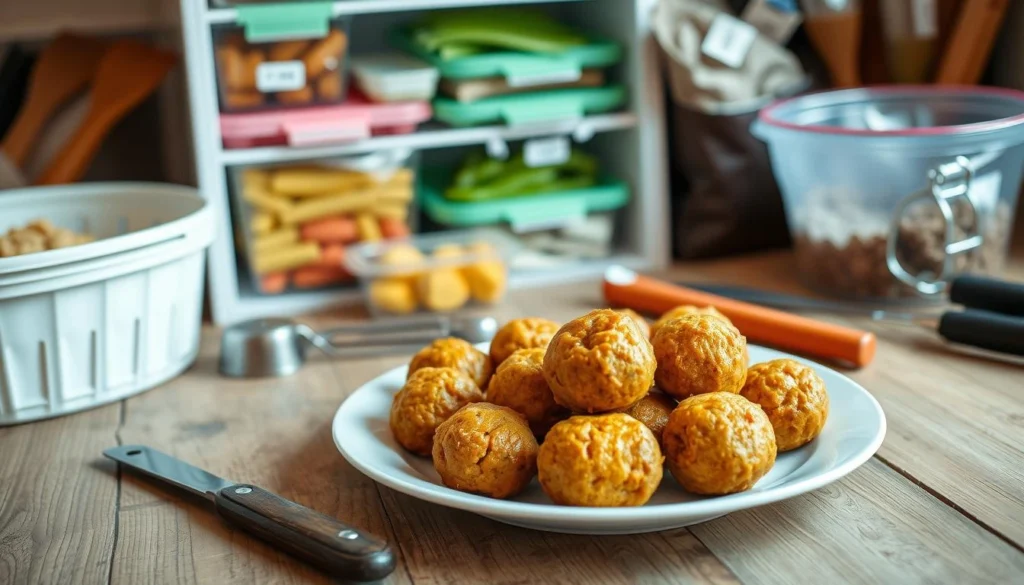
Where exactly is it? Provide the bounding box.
[35,40,176,185]
[0,33,106,168]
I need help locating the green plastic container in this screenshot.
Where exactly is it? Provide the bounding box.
[433,86,626,127]
[420,168,629,232]
[392,28,622,83]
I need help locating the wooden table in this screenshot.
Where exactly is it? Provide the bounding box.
[3,252,1023,585]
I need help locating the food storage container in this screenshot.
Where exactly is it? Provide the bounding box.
[212,3,351,112]
[351,54,439,103]
[219,92,433,148]
[433,86,627,127]
[345,230,518,316]
[0,183,213,425]
[229,150,417,295]
[754,86,1024,300]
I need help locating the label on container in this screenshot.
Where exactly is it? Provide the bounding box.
[524,136,571,168]
[701,13,758,69]
[911,0,938,38]
[256,61,306,92]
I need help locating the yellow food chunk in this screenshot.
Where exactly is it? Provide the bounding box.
[250,211,277,236]
[252,241,319,274]
[253,227,299,254]
[418,269,470,312]
[356,212,382,241]
[463,260,506,303]
[369,278,418,314]
[432,243,464,259]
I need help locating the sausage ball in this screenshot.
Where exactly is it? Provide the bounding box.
[616,308,650,338]
[486,348,569,437]
[650,305,731,339]
[652,314,747,400]
[663,392,777,495]
[408,337,493,391]
[538,414,663,506]
[489,317,560,366]
[543,309,656,413]
[740,359,829,452]
[616,391,676,447]
[390,367,484,456]
[432,403,539,499]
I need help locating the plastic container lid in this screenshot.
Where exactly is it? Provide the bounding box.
[219,91,432,148]
[433,86,627,127]
[419,169,629,232]
[351,54,439,102]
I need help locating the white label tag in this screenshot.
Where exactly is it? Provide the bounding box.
[701,13,758,69]
[741,0,803,45]
[256,61,306,92]
[506,68,581,88]
[523,136,571,168]
[911,0,938,38]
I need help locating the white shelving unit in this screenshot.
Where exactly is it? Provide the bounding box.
[179,0,669,325]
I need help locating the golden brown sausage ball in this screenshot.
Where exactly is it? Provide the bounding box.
[409,337,493,390]
[652,314,747,400]
[616,391,676,446]
[486,348,569,437]
[616,308,650,338]
[538,413,663,506]
[489,317,560,366]
[740,359,829,452]
[650,305,731,339]
[432,403,539,499]
[543,309,656,413]
[663,392,777,495]
[390,367,484,456]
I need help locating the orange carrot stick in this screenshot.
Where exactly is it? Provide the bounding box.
[300,216,358,243]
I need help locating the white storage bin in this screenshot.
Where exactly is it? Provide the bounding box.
[0,183,213,425]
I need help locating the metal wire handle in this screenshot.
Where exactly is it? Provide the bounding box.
[886,156,984,296]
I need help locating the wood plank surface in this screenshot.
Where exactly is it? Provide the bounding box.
[0,404,121,585]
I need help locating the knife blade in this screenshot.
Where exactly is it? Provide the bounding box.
[103,445,395,582]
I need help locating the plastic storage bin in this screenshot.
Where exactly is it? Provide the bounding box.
[0,183,213,425]
[755,86,1024,300]
[213,3,351,112]
[345,230,518,316]
[351,54,439,103]
[433,86,627,127]
[229,150,417,295]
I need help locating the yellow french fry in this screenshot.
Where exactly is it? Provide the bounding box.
[242,185,293,214]
[253,227,299,254]
[374,203,409,221]
[270,168,374,196]
[252,241,319,274]
[250,211,276,236]
[356,212,382,242]
[280,191,377,224]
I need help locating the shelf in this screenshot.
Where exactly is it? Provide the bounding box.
[218,112,637,166]
[206,0,588,25]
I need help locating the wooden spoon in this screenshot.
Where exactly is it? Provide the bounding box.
[35,40,176,185]
[0,32,106,168]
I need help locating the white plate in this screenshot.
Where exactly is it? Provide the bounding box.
[332,345,886,534]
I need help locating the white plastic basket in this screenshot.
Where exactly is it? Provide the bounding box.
[0,183,214,425]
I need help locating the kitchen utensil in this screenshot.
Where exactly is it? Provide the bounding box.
[754,86,1024,301]
[219,315,499,378]
[602,266,877,367]
[35,40,176,185]
[104,444,395,582]
[0,33,106,171]
[800,0,863,88]
[683,275,1024,357]
[333,342,885,534]
[0,183,212,426]
[935,0,1010,84]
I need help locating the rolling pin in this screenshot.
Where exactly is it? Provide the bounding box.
[602,267,876,368]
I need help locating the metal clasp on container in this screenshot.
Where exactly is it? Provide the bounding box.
[886,156,984,296]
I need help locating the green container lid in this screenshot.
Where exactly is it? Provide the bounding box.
[420,168,629,232]
[392,28,622,83]
[433,86,627,127]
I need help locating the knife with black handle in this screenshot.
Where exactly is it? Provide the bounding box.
[104,445,395,582]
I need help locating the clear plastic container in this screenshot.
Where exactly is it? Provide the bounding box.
[229,150,417,295]
[213,15,351,112]
[754,86,1024,301]
[351,54,439,103]
[345,230,518,316]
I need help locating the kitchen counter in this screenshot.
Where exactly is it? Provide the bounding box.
[2,251,1023,585]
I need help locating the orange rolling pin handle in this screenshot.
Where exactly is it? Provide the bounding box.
[603,270,876,368]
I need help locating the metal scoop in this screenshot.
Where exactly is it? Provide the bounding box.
[219,315,498,378]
